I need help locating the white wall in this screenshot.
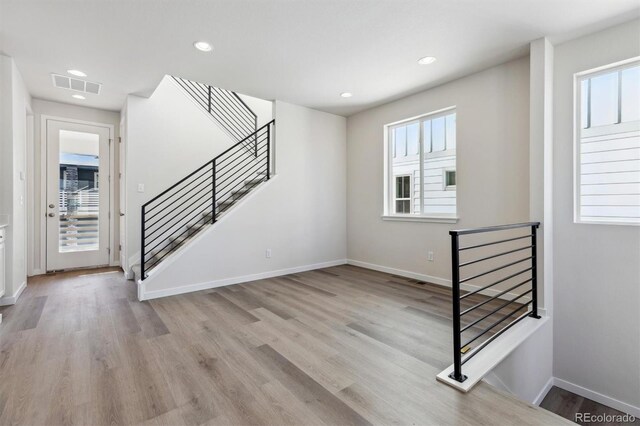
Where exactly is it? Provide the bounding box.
[239,93,274,128]
[30,99,120,274]
[0,55,32,304]
[346,57,530,284]
[553,19,640,413]
[140,101,347,298]
[489,39,555,404]
[124,76,274,271]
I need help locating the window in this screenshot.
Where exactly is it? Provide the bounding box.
[576,60,640,225]
[386,108,457,219]
[444,170,456,190]
[394,175,412,213]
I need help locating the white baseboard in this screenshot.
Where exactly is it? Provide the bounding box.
[533,376,555,406]
[553,377,640,418]
[139,259,347,301]
[347,259,532,303]
[0,280,27,306]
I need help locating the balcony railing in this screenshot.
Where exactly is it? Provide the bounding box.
[447,222,541,383]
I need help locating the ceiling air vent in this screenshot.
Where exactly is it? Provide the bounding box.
[51,74,102,95]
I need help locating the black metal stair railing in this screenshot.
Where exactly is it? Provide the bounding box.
[140,120,275,280]
[448,222,541,382]
[171,76,257,145]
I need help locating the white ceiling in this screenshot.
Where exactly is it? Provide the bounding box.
[1,0,638,116]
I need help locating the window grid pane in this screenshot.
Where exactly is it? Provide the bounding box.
[431,117,445,152]
[621,66,640,123]
[407,123,419,155]
[446,113,456,150]
[590,71,619,127]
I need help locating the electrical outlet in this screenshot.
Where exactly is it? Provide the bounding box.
[265,249,272,259]
[427,251,434,261]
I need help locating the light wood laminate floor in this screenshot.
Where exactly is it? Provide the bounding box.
[0,265,570,425]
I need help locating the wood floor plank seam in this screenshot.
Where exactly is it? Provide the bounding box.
[0,265,571,426]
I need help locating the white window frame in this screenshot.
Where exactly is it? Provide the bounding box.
[574,57,640,226]
[393,174,413,214]
[383,106,459,223]
[443,169,456,191]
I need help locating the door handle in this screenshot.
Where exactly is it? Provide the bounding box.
[119,212,125,216]
[48,212,55,217]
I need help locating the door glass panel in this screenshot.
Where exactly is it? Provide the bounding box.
[58,130,100,252]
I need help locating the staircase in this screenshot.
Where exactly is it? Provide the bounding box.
[133,120,274,281]
[131,76,274,282]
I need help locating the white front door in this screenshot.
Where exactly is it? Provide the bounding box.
[46,119,110,271]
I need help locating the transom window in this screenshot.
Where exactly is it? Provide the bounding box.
[386,108,457,217]
[576,60,640,225]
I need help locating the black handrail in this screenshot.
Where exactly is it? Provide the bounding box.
[448,222,541,383]
[140,120,275,280]
[171,76,257,148]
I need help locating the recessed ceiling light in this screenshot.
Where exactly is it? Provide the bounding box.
[72,94,86,100]
[193,41,213,52]
[418,56,437,65]
[340,92,353,98]
[67,69,87,77]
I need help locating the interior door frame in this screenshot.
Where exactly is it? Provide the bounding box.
[39,115,116,271]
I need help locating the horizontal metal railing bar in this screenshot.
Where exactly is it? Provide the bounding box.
[214,87,256,125]
[170,220,209,248]
[146,199,213,261]
[461,301,531,350]
[144,196,213,257]
[171,76,257,126]
[215,126,268,162]
[215,144,268,184]
[143,160,213,209]
[215,161,267,202]
[215,120,274,159]
[210,90,255,129]
[458,245,534,267]
[145,190,212,241]
[459,234,533,251]
[210,95,254,137]
[216,169,267,215]
[144,176,212,223]
[210,89,254,130]
[232,91,257,120]
[145,202,213,268]
[210,85,254,124]
[460,310,531,366]
[460,289,533,333]
[181,79,211,111]
[460,277,533,316]
[215,133,269,171]
[215,131,267,167]
[215,143,268,184]
[216,152,266,192]
[180,78,252,142]
[215,86,255,123]
[459,256,534,284]
[460,267,533,300]
[450,222,540,236]
[144,180,212,232]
